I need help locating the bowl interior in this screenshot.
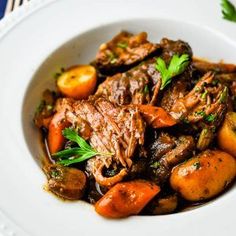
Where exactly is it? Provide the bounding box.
[22,18,236,209]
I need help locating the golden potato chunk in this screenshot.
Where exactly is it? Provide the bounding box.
[170,150,236,201]
[57,65,97,99]
[217,112,236,157]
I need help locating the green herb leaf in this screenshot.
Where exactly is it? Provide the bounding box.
[62,128,92,151]
[52,147,89,159]
[35,100,45,115]
[53,128,113,166]
[58,152,98,166]
[150,161,161,168]
[219,86,228,103]
[195,110,206,117]
[107,52,117,64]
[195,111,217,123]
[201,90,208,100]
[117,42,128,49]
[155,54,189,90]
[143,85,149,95]
[205,114,217,123]
[221,0,236,22]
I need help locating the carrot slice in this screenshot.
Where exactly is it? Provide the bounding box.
[138,105,176,128]
[95,180,160,218]
[48,112,70,154]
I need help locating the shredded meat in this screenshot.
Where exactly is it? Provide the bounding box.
[169,72,228,127]
[54,97,145,187]
[94,31,160,74]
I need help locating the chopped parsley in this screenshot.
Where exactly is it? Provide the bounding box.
[150,161,161,169]
[117,42,128,49]
[205,114,217,122]
[193,161,201,170]
[195,111,217,123]
[143,85,149,95]
[201,90,208,100]
[219,86,228,103]
[107,51,118,64]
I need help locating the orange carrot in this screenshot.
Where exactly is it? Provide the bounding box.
[48,112,70,154]
[95,180,160,218]
[138,105,176,128]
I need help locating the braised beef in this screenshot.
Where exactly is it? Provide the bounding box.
[54,97,146,187]
[94,31,160,74]
[147,133,195,184]
[160,38,192,63]
[95,58,160,105]
[95,38,193,106]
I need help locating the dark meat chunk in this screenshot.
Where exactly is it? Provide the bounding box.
[95,38,193,106]
[129,158,147,179]
[44,164,87,200]
[160,66,194,112]
[95,58,160,105]
[149,132,176,160]
[54,97,146,187]
[148,133,195,184]
[160,38,193,63]
[94,31,160,74]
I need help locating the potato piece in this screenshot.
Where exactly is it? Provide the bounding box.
[170,150,236,201]
[217,112,236,157]
[45,165,87,200]
[57,65,97,99]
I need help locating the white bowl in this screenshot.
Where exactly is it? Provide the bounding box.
[0,0,235,236]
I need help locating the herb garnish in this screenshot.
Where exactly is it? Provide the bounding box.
[35,100,45,115]
[150,161,161,168]
[195,111,217,123]
[143,85,149,95]
[193,161,201,170]
[205,114,217,122]
[155,54,189,90]
[108,52,118,64]
[201,90,208,100]
[219,86,228,103]
[221,0,236,23]
[52,128,113,166]
[117,42,128,49]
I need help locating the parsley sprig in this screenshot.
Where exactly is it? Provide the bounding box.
[155,54,189,90]
[221,0,236,22]
[52,128,113,166]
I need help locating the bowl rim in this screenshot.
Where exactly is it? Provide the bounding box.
[0,1,235,236]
